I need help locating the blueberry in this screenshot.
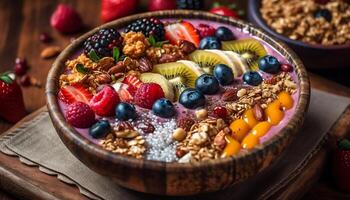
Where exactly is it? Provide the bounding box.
[115,102,137,121]
[243,71,263,86]
[213,64,234,85]
[199,36,221,49]
[89,120,111,139]
[314,9,332,22]
[179,88,206,109]
[195,74,220,95]
[152,98,176,118]
[258,55,280,74]
[215,26,235,41]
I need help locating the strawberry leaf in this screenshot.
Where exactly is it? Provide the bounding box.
[118,55,127,62]
[339,139,350,150]
[112,47,120,61]
[88,50,100,62]
[76,64,88,74]
[0,74,13,84]
[148,35,156,46]
[154,40,169,47]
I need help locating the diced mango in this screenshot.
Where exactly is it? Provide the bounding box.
[250,121,272,138]
[241,134,259,150]
[243,109,259,128]
[229,119,251,142]
[221,135,241,158]
[265,100,284,125]
[277,91,294,110]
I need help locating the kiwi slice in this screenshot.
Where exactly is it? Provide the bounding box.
[152,61,204,100]
[139,72,175,102]
[222,39,267,71]
[188,50,230,74]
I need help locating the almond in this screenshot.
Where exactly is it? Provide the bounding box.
[221,89,238,101]
[40,46,61,59]
[253,103,265,121]
[213,130,227,149]
[108,62,126,74]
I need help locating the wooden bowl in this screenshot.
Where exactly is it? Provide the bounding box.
[46,10,310,196]
[247,0,350,69]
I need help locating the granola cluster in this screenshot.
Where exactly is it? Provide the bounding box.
[122,32,150,58]
[261,0,350,45]
[146,43,188,64]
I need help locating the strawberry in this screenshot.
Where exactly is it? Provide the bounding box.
[134,83,164,109]
[122,75,142,95]
[112,83,133,102]
[50,4,83,34]
[333,139,350,192]
[0,73,26,123]
[209,6,239,18]
[89,86,120,116]
[165,21,200,47]
[101,0,138,23]
[58,84,93,105]
[65,102,95,128]
[148,0,176,11]
[196,24,216,38]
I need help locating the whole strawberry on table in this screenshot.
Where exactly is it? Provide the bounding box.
[333,138,350,192]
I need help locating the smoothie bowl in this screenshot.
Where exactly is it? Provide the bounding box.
[46,10,310,195]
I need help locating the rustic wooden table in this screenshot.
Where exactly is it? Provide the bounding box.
[0,0,350,199]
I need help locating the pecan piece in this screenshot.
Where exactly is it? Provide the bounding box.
[95,73,112,84]
[179,40,196,54]
[138,57,153,72]
[253,103,265,121]
[108,62,126,74]
[158,54,178,63]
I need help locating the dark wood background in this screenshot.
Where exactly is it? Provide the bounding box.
[0,0,349,199]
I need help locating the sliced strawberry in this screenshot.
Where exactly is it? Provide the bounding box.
[58,84,93,105]
[165,21,200,47]
[122,75,142,95]
[112,83,133,102]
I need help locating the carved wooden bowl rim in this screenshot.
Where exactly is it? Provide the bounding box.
[46,10,310,171]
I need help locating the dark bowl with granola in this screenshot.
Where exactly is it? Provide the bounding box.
[248,0,350,69]
[46,10,310,195]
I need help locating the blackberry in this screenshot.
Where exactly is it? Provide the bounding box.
[83,28,122,57]
[176,0,203,10]
[124,18,165,41]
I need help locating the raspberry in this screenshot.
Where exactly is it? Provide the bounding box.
[134,83,164,109]
[65,102,95,128]
[50,4,82,34]
[213,106,228,118]
[197,24,216,38]
[89,86,120,116]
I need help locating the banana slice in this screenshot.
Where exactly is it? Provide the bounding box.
[224,51,250,74]
[205,49,242,77]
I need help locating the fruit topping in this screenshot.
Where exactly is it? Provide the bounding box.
[122,74,143,95]
[213,64,234,86]
[258,55,280,74]
[139,72,175,101]
[124,18,165,41]
[58,84,93,105]
[221,135,241,158]
[115,102,137,121]
[152,61,204,99]
[215,26,235,41]
[314,9,332,22]
[243,109,259,128]
[14,58,29,76]
[89,86,120,116]
[196,24,216,38]
[188,50,230,74]
[89,120,111,139]
[229,119,250,142]
[222,39,267,71]
[199,36,221,49]
[0,73,26,123]
[241,134,259,150]
[265,100,284,125]
[152,98,176,118]
[195,74,220,95]
[101,0,138,22]
[50,4,82,34]
[176,0,203,10]
[277,91,294,110]
[164,21,200,47]
[134,83,165,109]
[280,63,293,72]
[250,122,271,138]
[179,88,205,109]
[148,0,177,11]
[210,6,239,18]
[177,117,195,131]
[213,106,228,118]
[65,102,95,128]
[112,83,134,102]
[242,71,262,86]
[83,28,122,58]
